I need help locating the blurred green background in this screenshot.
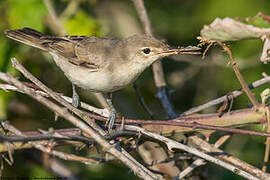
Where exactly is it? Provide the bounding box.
[1,0,270,179]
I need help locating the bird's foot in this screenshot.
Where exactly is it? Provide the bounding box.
[72,93,80,108]
[72,84,80,108]
[106,109,116,132]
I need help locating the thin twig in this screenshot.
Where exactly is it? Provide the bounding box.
[1,121,99,165]
[0,128,141,153]
[216,41,260,108]
[262,139,270,172]
[182,75,270,116]
[148,154,193,166]
[190,136,270,180]
[214,134,232,148]
[131,0,153,37]
[262,107,270,172]
[177,158,206,179]
[59,0,79,21]
[0,128,91,144]
[44,0,67,36]
[0,127,87,153]
[0,83,109,118]
[133,83,155,119]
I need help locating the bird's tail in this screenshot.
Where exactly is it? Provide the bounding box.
[5,27,48,51]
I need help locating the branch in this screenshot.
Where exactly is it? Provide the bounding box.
[0,128,86,152]
[0,83,109,118]
[132,0,152,35]
[1,121,99,165]
[0,127,93,145]
[44,0,67,36]
[0,128,142,153]
[198,38,260,108]
[132,0,177,118]
[182,75,270,116]
[216,41,260,107]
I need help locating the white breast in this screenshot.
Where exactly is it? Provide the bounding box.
[50,53,115,92]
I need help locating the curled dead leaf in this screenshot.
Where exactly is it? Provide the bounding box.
[201,17,270,41]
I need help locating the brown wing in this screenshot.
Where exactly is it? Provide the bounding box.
[73,36,120,68]
[5,28,120,70]
[43,36,120,70]
[41,36,101,69]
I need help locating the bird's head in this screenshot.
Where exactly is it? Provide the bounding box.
[119,35,200,67]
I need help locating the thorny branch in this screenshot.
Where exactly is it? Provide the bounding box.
[1,121,100,165]
[0,62,270,178]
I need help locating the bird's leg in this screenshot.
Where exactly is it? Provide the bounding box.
[105,93,116,131]
[72,83,80,108]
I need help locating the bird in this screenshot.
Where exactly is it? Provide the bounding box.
[5,27,200,131]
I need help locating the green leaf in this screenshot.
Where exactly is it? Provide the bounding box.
[7,0,47,30]
[245,16,270,28]
[63,11,101,36]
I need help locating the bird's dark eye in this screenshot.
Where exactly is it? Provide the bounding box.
[142,48,151,54]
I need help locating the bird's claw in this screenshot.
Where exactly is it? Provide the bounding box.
[72,84,80,108]
[106,110,116,132]
[72,93,80,108]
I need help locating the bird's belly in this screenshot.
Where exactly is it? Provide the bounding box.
[51,53,118,92]
[67,70,113,92]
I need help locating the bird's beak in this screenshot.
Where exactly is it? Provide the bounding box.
[157,46,201,57]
